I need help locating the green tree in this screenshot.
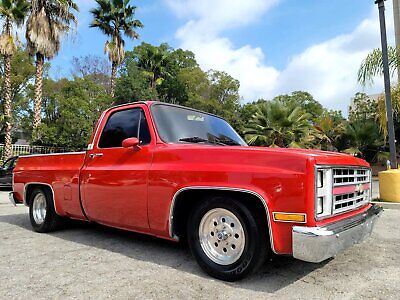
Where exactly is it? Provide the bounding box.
[133,42,172,89]
[90,0,143,98]
[71,54,111,88]
[336,120,385,162]
[0,0,29,159]
[274,91,324,121]
[33,77,113,149]
[349,92,378,122]
[244,100,316,148]
[314,110,345,151]
[157,48,198,104]
[26,0,78,133]
[184,70,242,130]
[115,56,157,104]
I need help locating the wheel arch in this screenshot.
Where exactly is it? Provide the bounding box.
[169,186,276,253]
[24,183,58,214]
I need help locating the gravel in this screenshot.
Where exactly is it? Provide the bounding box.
[0,190,399,299]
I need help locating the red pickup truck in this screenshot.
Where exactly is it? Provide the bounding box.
[10,101,382,281]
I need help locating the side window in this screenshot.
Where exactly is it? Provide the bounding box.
[98,108,151,148]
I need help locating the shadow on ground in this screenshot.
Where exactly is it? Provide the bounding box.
[0,212,327,293]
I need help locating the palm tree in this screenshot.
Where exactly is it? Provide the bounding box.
[0,0,29,160]
[133,42,172,89]
[337,120,385,162]
[25,0,78,132]
[314,111,345,151]
[90,0,143,98]
[358,46,400,85]
[244,100,316,148]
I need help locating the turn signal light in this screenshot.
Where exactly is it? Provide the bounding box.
[273,213,306,223]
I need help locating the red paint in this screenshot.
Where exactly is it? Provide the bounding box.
[12,101,372,255]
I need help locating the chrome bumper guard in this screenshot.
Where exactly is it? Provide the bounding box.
[8,192,17,207]
[292,204,383,263]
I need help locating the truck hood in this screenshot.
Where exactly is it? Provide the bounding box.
[240,146,369,167]
[160,144,370,171]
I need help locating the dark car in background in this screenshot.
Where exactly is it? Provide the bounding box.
[0,156,18,189]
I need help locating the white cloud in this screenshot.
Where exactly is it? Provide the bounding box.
[274,13,389,111]
[166,0,394,112]
[165,0,279,32]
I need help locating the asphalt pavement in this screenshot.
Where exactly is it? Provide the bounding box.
[0,190,399,299]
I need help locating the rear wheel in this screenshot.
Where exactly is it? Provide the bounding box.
[187,196,269,281]
[29,188,64,233]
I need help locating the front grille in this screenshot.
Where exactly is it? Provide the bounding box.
[333,168,370,187]
[333,190,370,215]
[332,167,371,215]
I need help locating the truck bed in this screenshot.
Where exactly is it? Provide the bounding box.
[13,152,87,220]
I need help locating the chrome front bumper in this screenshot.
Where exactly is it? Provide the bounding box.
[292,204,383,263]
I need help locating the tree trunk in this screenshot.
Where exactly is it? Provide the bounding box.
[110,61,117,98]
[2,19,13,160]
[3,54,13,160]
[33,53,44,131]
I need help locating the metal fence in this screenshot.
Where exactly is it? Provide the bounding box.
[0,144,69,163]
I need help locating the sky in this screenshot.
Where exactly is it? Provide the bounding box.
[48,0,396,113]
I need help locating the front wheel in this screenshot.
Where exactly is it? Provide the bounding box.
[187,196,269,281]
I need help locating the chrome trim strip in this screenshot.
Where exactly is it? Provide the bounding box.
[169,186,277,254]
[23,182,59,215]
[272,212,307,223]
[19,152,86,158]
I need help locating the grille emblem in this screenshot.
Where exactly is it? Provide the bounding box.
[355,184,364,193]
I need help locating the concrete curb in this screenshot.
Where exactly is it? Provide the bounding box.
[372,201,400,210]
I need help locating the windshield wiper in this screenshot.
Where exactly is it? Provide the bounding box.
[212,137,241,146]
[179,137,209,143]
[179,136,226,146]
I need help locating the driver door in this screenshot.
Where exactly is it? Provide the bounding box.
[80,105,153,231]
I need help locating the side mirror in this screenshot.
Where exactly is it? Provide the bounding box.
[122,137,140,149]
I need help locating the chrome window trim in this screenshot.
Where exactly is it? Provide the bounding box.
[23,182,59,215]
[169,186,277,254]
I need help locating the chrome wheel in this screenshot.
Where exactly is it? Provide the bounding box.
[32,192,47,225]
[199,208,245,265]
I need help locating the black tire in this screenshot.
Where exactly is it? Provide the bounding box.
[29,187,64,233]
[187,195,269,281]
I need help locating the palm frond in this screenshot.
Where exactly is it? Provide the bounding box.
[358,46,400,85]
[90,0,142,65]
[26,0,78,58]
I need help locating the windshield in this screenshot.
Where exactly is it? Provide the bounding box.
[151,104,247,146]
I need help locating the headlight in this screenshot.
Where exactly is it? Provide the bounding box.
[315,167,333,219]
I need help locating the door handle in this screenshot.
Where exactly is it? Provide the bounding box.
[89,153,103,159]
